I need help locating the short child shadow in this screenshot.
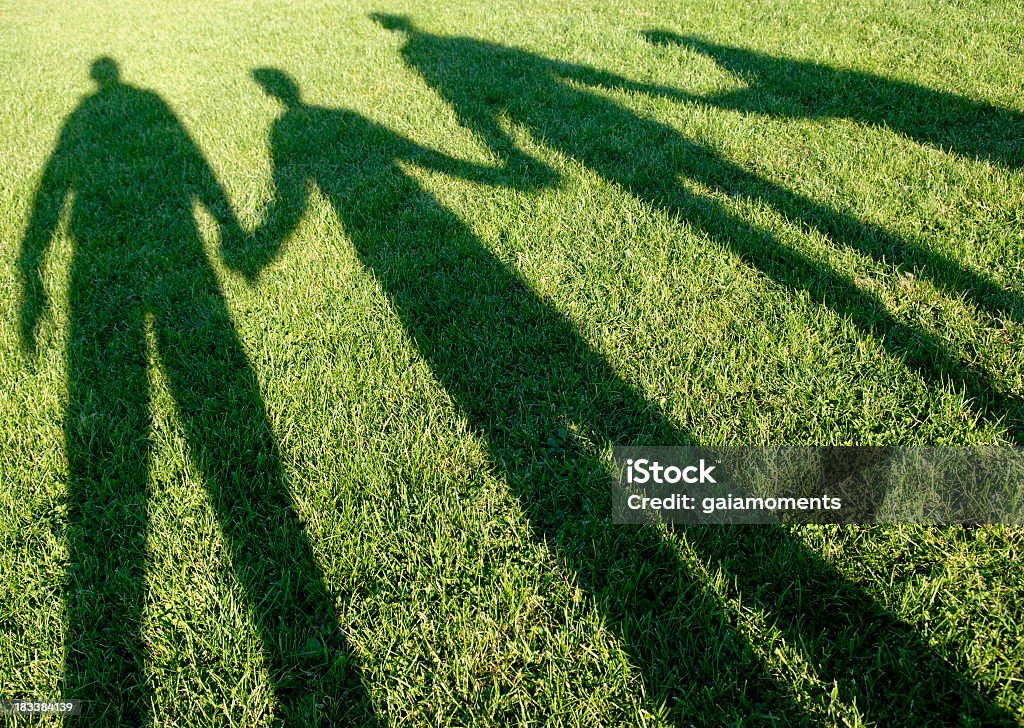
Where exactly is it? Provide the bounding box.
[17,58,376,726]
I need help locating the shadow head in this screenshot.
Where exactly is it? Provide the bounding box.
[252,68,302,108]
[369,12,415,33]
[90,56,120,87]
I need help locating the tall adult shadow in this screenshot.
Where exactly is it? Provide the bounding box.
[249,59,1016,725]
[364,16,1022,725]
[372,15,1024,434]
[17,58,375,726]
[248,68,813,723]
[642,31,1024,172]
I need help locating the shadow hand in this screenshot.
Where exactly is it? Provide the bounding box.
[220,224,271,285]
[18,278,48,360]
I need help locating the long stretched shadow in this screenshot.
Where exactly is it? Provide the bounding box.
[360,16,1020,724]
[17,58,374,726]
[248,68,812,723]
[249,52,1017,726]
[372,15,1024,444]
[640,30,1024,325]
[641,31,1024,172]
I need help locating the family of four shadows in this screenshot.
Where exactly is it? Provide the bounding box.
[18,14,1020,724]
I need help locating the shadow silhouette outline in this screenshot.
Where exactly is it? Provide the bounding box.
[248,67,815,723]
[17,58,375,726]
[372,15,1024,443]
[641,30,1024,172]
[248,37,1017,724]
[355,16,1018,724]
[639,30,1024,327]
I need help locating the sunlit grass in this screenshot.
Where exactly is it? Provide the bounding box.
[1,0,1022,724]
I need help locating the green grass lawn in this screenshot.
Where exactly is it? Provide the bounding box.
[1,0,1023,724]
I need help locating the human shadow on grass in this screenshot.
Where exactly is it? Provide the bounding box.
[247,67,810,724]
[640,30,1024,326]
[641,31,1024,173]
[247,53,1017,725]
[362,16,1019,724]
[372,17,1024,436]
[17,58,375,726]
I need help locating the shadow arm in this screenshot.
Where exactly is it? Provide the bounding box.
[192,159,258,281]
[18,141,71,355]
[560,61,698,105]
[560,57,777,117]
[409,141,557,191]
[237,157,307,282]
